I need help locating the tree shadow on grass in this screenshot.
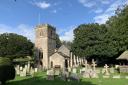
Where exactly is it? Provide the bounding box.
[6,77,97,85]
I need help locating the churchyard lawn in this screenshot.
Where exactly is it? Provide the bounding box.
[7,71,127,85]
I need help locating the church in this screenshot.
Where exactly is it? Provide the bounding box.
[35,24,85,69]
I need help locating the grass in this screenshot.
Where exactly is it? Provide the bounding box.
[7,71,128,85]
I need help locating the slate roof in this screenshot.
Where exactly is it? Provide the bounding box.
[57,45,70,57]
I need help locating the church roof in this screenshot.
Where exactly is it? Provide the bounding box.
[117,51,128,60]
[57,45,70,57]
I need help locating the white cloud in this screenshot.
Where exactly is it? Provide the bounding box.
[94,8,103,13]
[94,0,127,24]
[78,0,96,8]
[34,1,51,9]
[100,0,110,4]
[59,26,76,42]
[0,24,34,42]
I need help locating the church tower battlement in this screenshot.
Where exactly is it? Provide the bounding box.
[35,24,56,69]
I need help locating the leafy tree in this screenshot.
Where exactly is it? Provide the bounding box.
[71,5,128,64]
[0,33,33,59]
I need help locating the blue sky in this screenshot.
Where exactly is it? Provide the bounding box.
[0,0,128,42]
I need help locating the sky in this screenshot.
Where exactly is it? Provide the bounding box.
[0,0,128,42]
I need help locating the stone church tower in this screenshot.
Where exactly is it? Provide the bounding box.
[35,24,56,69]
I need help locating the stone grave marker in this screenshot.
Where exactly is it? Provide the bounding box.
[69,73,80,81]
[34,68,38,73]
[82,69,90,78]
[104,64,110,75]
[30,67,34,77]
[92,59,97,71]
[72,68,77,73]
[15,65,20,75]
[46,69,54,80]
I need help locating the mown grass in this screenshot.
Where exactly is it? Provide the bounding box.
[7,71,128,85]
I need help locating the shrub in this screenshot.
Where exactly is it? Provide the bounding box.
[0,57,15,84]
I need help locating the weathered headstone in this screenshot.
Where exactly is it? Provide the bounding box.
[69,73,80,81]
[92,59,97,71]
[30,67,34,77]
[15,65,20,75]
[46,69,54,80]
[34,68,38,73]
[104,64,110,75]
[82,69,90,78]
[72,68,77,73]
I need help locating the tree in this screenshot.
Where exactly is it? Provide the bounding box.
[71,5,128,64]
[55,34,62,48]
[0,33,33,59]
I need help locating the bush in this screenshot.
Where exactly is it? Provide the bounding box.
[0,57,15,84]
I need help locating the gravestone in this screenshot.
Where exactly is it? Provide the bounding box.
[92,59,97,71]
[69,73,80,81]
[46,69,54,80]
[72,68,77,73]
[20,68,26,77]
[82,69,90,78]
[20,66,23,71]
[34,68,38,73]
[104,64,110,75]
[15,65,20,75]
[27,61,30,73]
[30,67,34,77]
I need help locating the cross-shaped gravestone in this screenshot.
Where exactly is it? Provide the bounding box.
[92,59,97,71]
[104,64,110,75]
